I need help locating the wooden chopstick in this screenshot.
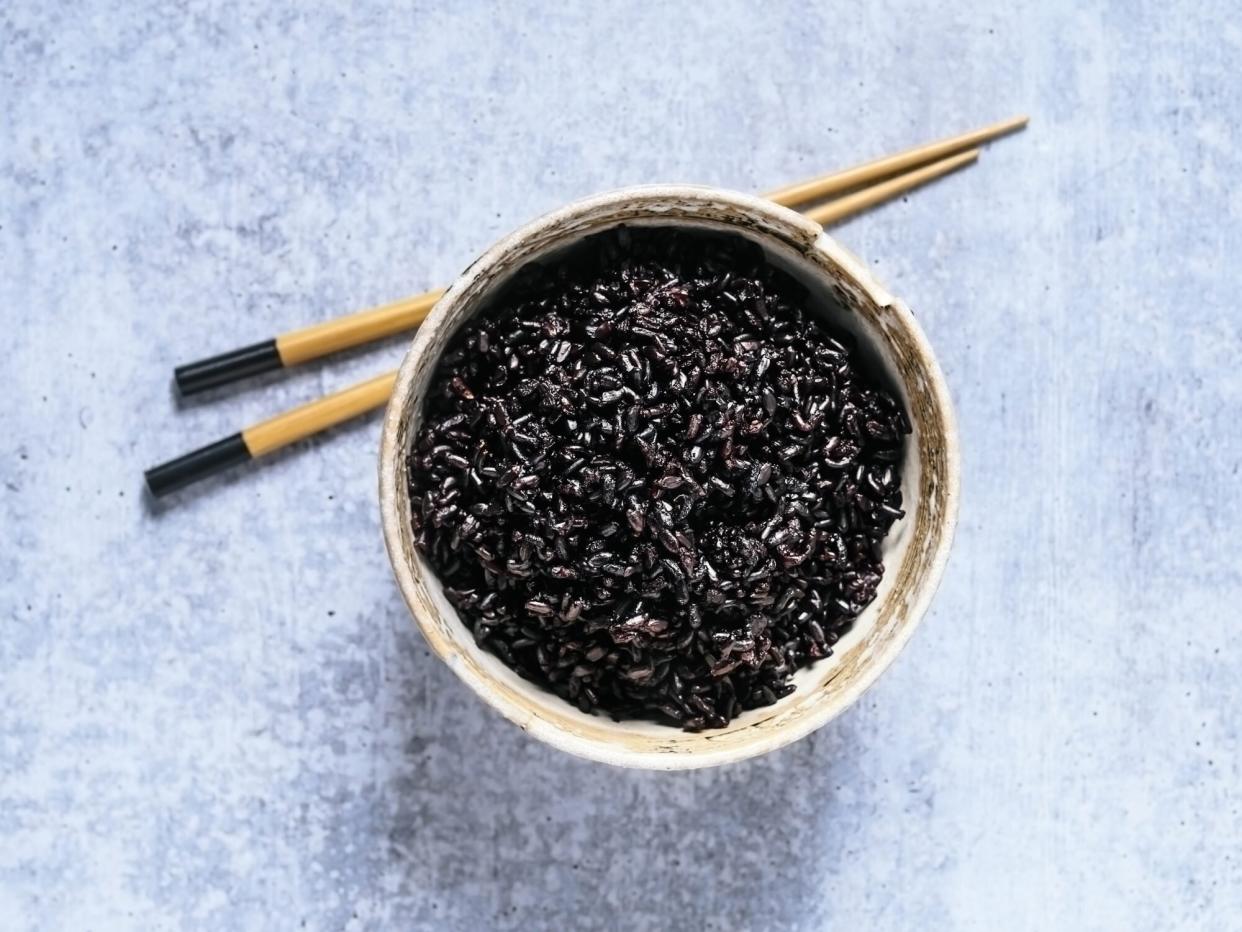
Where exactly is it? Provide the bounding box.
[802,147,979,225]
[145,373,398,497]
[171,116,1026,396]
[765,114,1024,209]
[146,143,992,497]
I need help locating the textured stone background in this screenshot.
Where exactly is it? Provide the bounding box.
[2,2,1239,929]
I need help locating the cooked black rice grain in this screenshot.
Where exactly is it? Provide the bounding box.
[409,228,909,731]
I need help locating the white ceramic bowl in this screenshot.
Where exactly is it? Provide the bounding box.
[379,186,959,769]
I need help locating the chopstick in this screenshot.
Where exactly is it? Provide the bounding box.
[145,373,398,496]
[172,116,1027,396]
[765,114,1024,209]
[802,147,978,225]
[145,142,995,498]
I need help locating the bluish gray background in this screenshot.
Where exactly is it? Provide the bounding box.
[2,2,1239,929]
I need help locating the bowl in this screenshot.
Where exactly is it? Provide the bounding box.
[379,185,959,769]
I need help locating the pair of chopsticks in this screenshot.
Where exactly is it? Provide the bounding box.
[145,115,1027,497]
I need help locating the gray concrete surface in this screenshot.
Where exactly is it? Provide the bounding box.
[2,2,1240,929]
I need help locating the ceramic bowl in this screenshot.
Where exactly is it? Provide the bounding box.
[379,185,959,769]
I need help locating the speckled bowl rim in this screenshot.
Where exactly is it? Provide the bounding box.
[379,185,960,769]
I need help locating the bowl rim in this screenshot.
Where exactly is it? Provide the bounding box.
[379,184,960,769]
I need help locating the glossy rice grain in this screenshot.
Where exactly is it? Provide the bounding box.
[408,228,909,730]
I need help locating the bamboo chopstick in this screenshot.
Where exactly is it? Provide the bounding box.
[145,373,398,496]
[765,114,1024,209]
[145,143,989,497]
[802,147,979,225]
[171,116,1026,396]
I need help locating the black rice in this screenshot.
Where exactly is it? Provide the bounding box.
[409,228,909,731]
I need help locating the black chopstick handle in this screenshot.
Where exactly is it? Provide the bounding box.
[173,339,283,396]
[144,433,252,497]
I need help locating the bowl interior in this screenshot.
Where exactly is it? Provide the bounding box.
[379,187,958,769]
